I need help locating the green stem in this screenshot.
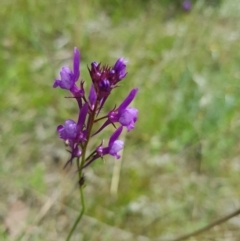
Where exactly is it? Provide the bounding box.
[66,186,85,241]
[168,207,240,241]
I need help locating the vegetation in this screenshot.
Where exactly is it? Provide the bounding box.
[1,0,240,240]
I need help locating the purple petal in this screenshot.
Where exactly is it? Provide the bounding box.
[53,67,74,90]
[91,61,99,68]
[119,107,138,131]
[64,120,77,138]
[97,145,109,157]
[53,79,61,88]
[77,102,88,130]
[72,145,82,157]
[73,47,80,81]
[109,140,124,159]
[108,126,123,147]
[57,125,65,139]
[113,58,127,80]
[118,88,138,112]
[53,47,81,90]
[88,84,97,108]
[114,58,127,70]
[58,119,77,140]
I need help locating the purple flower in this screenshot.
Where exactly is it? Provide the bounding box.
[117,107,138,130]
[88,58,127,102]
[182,0,192,11]
[113,57,127,81]
[56,121,82,166]
[94,88,138,135]
[88,84,97,110]
[53,47,139,171]
[57,103,88,166]
[57,103,88,142]
[97,126,124,159]
[53,47,80,93]
[57,119,77,140]
[83,127,124,168]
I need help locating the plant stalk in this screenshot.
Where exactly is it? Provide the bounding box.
[66,186,85,241]
[65,102,98,241]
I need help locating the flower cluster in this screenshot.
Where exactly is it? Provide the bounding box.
[53,47,138,171]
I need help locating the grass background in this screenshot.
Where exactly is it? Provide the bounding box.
[1,0,240,240]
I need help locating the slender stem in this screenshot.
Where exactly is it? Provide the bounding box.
[66,186,85,241]
[65,157,85,241]
[167,207,240,241]
[65,101,98,241]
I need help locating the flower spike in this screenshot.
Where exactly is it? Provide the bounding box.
[53,48,138,169]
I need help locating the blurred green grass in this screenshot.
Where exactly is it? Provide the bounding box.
[1,0,240,240]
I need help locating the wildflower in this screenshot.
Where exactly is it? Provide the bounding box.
[54,47,138,169]
[57,119,78,140]
[113,57,127,81]
[89,58,127,105]
[83,126,124,168]
[94,88,138,134]
[57,103,88,166]
[53,46,138,241]
[97,126,124,159]
[53,47,81,95]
